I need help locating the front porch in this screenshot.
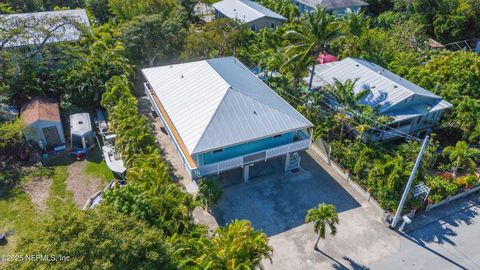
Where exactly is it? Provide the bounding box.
[191,136,311,180]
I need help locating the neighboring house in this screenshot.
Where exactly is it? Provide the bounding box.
[143,57,313,181]
[0,9,90,49]
[308,57,453,141]
[20,98,65,149]
[292,0,368,15]
[212,0,287,31]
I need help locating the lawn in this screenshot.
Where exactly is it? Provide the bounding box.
[0,146,113,264]
[0,165,73,263]
[84,147,115,185]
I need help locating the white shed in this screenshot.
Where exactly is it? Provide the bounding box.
[70,113,95,150]
[21,98,65,150]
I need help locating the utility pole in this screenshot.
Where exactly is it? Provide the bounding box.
[391,136,429,228]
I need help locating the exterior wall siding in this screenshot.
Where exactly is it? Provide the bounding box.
[291,0,362,15]
[25,120,65,147]
[247,17,285,31]
[213,9,284,31]
[195,131,295,166]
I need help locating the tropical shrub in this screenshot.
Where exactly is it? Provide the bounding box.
[186,220,272,269]
[454,175,479,189]
[197,178,223,212]
[9,207,175,270]
[426,175,461,202]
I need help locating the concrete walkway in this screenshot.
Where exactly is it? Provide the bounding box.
[137,97,195,190]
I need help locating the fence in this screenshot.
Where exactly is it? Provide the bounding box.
[311,139,385,216]
[313,138,480,219]
[425,184,480,212]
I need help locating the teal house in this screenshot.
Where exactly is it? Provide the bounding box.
[142,57,313,181]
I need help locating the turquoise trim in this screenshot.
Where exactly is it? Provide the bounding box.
[195,132,297,165]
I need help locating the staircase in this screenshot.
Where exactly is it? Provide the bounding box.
[286,152,301,171]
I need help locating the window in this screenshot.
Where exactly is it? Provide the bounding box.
[270,22,275,29]
[213,149,223,154]
[273,134,282,139]
[250,24,256,31]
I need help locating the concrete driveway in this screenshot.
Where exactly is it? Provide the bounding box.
[371,196,480,270]
[212,150,401,269]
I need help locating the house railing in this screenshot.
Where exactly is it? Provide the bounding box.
[192,138,311,178]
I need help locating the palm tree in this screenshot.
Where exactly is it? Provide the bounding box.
[279,52,310,93]
[192,220,272,269]
[355,123,370,141]
[443,141,480,178]
[197,178,223,213]
[326,78,369,140]
[284,8,342,90]
[305,203,339,251]
[325,78,369,112]
[334,112,350,140]
[341,12,369,57]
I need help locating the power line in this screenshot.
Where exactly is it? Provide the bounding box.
[319,95,422,142]
[274,86,422,142]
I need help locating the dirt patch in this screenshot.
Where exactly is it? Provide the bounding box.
[66,161,102,208]
[22,177,52,211]
[193,207,219,232]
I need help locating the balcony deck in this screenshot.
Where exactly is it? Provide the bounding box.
[192,136,311,178]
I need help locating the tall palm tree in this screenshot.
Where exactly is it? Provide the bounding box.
[325,78,369,112]
[443,141,480,178]
[305,203,339,251]
[279,52,310,93]
[326,78,369,140]
[341,12,369,58]
[284,8,342,90]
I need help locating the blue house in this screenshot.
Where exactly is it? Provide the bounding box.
[212,0,287,31]
[307,58,453,141]
[142,57,313,180]
[292,0,368,15]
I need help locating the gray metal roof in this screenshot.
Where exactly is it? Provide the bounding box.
[1,9,90,48]
[212,0,286,23]
[308,57,452,113]
[142,57,312,154]
[293,0,368,9]
[385,100,452,122]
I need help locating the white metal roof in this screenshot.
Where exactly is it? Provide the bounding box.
[294,0,368,9]
[142,57,312,155]
[70,113,92,137]
[212,0,286,23]
[1,9,90,48]
[308,57,452,113]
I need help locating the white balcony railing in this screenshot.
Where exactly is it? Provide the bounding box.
[192,138,311,178]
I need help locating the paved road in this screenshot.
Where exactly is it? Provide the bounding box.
[371,202,480,270]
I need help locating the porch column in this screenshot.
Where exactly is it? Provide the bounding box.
[243,165,250,182]
[284,153,290,172]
